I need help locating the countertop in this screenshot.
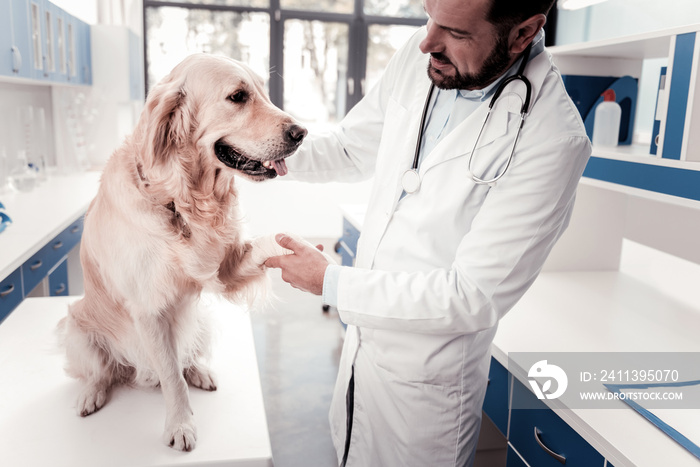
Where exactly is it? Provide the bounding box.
[0,171,101,279]
[0,295,274,467]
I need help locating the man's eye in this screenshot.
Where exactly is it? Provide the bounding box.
[228,90,248,103]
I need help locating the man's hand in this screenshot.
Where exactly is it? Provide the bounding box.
[264,234,330,295]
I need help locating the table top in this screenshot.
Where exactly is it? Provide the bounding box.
[0,296,273,467]
[0,172,101,279]
[494,240,700,467]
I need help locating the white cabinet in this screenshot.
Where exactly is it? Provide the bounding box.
[91,25,143,102]
[550,24,700,204]
[493,24,700,467]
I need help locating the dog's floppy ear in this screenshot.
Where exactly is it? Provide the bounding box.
[143,78,193,167]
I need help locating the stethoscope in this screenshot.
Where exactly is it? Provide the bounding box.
[401,43,533,194]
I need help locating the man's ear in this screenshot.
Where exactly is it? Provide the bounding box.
[508,14,547,55]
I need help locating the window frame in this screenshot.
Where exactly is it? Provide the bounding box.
[142,0,427,112]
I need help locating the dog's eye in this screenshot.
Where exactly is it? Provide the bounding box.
[228,90,248,104]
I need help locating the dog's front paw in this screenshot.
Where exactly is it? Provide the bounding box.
[77,383,108,417]
[250,234,293,265]
[164,419,197,452]
[184,366,217,391]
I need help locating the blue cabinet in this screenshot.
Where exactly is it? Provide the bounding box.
[51,3,68,83]
[48,258,68,296]
[0,216,83,324]
[506,445,528,467]
[483,357,510,436]
[0,269,23,323]
[77,19,91,84]
[551,26,700,203]
[1,0,14,75]
[0,0,91,84]
[4,0,33,78]
[508,377,605,467]
[338,218,360,267]
[64,12,90,84]
[44,0,64,82]
[28,0,45,79]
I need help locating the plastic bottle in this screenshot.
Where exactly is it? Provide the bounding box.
[592,89,622,147]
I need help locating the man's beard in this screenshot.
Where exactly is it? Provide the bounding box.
[427,34,512,90]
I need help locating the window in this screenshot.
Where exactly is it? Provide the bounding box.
[143,0,425,127]
[145,7,270,92]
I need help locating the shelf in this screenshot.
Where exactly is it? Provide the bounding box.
[583,156,700,203]
[549,23,700,60]
[591,144,700,171]
[0,73,91,88]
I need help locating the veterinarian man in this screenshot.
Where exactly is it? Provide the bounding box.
[265,0,591,465]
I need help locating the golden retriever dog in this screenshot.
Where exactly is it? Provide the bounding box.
[58,54,306,451]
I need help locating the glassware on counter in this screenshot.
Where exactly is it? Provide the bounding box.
[0,202,11,235]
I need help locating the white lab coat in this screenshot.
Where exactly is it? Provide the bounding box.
[287,28,591,467]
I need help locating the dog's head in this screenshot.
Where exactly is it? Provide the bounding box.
[142,54,306,182]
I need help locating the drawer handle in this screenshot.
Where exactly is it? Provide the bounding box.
[534,427,566,464]
[54,284,66,295]
[0,284,15,298]
[30,260,43,271]
[71,225,80,233]
[53,241,64,250]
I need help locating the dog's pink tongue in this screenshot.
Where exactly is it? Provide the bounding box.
[273,159,288,176]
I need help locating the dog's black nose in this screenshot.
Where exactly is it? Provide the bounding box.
[285,124,307,144]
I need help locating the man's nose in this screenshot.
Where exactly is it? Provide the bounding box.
[419,19,441,54]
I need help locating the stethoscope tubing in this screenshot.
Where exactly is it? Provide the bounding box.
[403,43,533,193]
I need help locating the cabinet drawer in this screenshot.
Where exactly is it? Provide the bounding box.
[338,241,355,267]
[340,218,360,256]
[49,258,69,296]
[22,217,83,294]
[509,378,605,467]
[54,217,84,253]
[482,357,509,436]
[22,242,61,294]
[506,444,529,467]
[0,268,23,324]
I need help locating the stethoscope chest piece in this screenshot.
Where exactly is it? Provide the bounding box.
[401,169,421,194]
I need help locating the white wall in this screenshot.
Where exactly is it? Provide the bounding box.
[556,0,700,45]
[236,177,374,239]
[0,84,56,187]
[51,0,97,24]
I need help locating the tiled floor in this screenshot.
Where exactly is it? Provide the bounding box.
[251,238,507,467]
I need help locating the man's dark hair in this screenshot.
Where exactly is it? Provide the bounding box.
[487,0,557,35]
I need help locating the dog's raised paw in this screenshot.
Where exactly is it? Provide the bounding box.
[165,421,197,451]
[77,384,108,417]
[184,366,217,391]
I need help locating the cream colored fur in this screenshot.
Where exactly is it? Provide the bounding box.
[57,54,305,451]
